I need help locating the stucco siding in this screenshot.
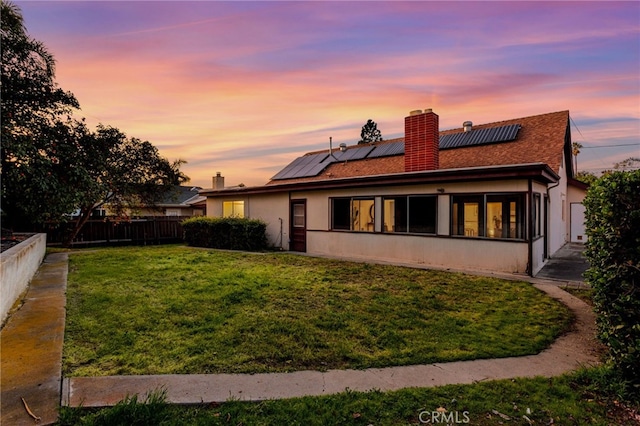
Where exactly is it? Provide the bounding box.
[307,231,528,274]
[549,156,569,256]
[247,193,290,250]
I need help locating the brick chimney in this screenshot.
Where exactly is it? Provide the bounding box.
[404,109,439,172]
[212,172,225,189]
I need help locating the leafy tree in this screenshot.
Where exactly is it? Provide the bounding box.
[614,157,640,171]
[1,1,188,242]
[358,119,383,144]
[1,0,80,226]
[61,122,189,245]
[575,171,598,185]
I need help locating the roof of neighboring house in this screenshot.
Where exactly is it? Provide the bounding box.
[158,186,203,207]
[266,110,570,185]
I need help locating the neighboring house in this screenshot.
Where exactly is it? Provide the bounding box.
[201,109,587,276]
[137,185,206,217]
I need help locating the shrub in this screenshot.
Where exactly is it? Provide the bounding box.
[583,170,640,399]
[182,216,267,251]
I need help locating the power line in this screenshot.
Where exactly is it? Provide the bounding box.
[582,143,640,148]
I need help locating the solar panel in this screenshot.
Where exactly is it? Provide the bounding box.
[272,124,521,180]
[439,124,520,150]
[271,153,330,180]
[333,146,374,161]
[367,141,405,158]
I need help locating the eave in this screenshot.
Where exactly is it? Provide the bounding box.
[200,163,560,197]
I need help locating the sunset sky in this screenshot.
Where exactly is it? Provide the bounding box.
[16,1,640,188]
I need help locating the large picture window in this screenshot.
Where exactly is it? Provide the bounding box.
[331,198,375,231]
[383,196,436,234]
[452,194,525,239]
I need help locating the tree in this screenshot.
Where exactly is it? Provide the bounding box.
[2,0,80,228]
[571,141,583,173]
[57,121,189,245]
[358,119,383,144]
[575,171,598,185]
[1,1,189,241]
[614,157,640,171]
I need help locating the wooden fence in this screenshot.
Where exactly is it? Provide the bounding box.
[46,217,188,247]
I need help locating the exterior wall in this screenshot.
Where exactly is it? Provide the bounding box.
[531,181,548,275]
[307,231,529,274]
[290,179,532,274]
[547,154,569,257]
[206,193,290,250]
[1,234,46,325]
[246,193,290,250]
[205,176,567,275]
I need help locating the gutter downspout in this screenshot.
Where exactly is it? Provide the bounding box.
[527,179,533,277]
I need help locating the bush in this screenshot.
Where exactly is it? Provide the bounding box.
[583,170,640,399]
[182,216,267,251]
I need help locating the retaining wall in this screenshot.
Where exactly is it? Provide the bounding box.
[1,233,47,326]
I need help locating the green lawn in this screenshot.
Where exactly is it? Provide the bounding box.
[63,245,572,376]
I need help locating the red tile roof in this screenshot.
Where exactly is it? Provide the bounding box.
[267,110,570,185]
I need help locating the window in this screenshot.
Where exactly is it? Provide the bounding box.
[486,195,524,239]
[331,198,374,231]
[533,193,541,237]
[383,196,436,234]
[452,194,525,239]
[293,203,305,228]
[165,209,180,216]
[452,196,483,237]
[222,200,244,218]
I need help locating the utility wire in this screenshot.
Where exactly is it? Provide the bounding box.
[582,143,640,148]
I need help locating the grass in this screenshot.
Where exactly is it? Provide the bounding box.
[64,245,572,376]
[57,367,640,425]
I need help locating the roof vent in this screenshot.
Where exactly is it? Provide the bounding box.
[463,121,473,132]
[339,143,347,152]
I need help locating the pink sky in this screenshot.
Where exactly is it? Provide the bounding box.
[17,1,640,187]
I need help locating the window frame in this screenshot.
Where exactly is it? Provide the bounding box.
[330,197,375,232]
[451,193,526,241]
[383,195,437,235]
[222,200,245,218]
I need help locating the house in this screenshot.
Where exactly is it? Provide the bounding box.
[201,109,587,276]
[136,185,206,217]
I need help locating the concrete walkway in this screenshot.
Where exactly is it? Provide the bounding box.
[2,251,599,420]
[1,253,68,426]
[536,243,590,285]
